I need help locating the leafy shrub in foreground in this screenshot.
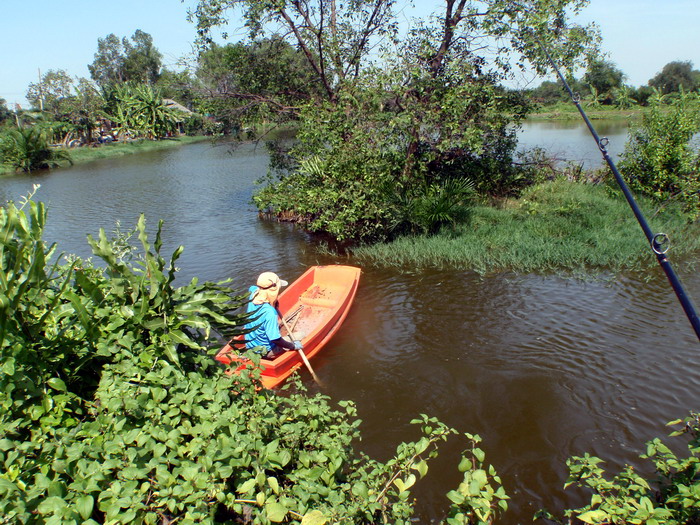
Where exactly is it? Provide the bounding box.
[0,191,508,524]
[537,413,700,525]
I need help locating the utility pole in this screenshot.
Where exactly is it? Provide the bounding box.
[38,68,44,112]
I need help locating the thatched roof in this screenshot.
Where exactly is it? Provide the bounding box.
[163,98,194,115]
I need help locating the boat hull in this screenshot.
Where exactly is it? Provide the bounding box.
[215,265,361,388]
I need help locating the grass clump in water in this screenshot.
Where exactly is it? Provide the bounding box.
[352,179,700,274]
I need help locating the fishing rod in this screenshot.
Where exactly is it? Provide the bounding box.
[538,42,700,343]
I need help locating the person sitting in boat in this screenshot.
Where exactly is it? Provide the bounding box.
[245,271,303,359]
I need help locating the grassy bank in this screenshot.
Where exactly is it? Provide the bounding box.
[0,135,209,176]
[352,180,700,274]
[527,103,643,121]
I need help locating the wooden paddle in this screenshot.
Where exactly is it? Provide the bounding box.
[278,309,322,386]
[288,305,304,333]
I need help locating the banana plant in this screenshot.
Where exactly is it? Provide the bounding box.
[107,83,178,139]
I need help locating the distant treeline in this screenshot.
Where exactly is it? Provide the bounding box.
[524,59,700,108]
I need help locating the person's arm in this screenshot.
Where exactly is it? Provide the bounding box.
[271,337,295,350]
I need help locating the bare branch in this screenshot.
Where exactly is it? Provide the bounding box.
[279,5,336,101]
[429,0,469,76]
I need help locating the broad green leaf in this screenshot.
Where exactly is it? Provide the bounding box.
[168,329,199,349]
[473,469,488,489]
[265,502,287,522]
[301,510,328,525]
[236,479,256,495]
[47,377,67,392]
[458,457,472,473]
[413,459,428,478]
[2,357,15,375]
[163,343,181,366]
[446,490,465,505]
[38,496,66,515]
[0,478,18,494]
[351,482,368,499]
[76,495,94,520]
[577,510,608,524]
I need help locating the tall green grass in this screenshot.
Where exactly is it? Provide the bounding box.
[527,103,642,121]
[62,136,208,164]
[352,180,700,274]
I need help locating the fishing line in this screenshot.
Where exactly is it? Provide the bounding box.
[537,41,700,343]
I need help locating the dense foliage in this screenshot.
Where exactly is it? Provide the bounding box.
[527,60,700,110]
[649,61,700,96]
[195,37,323,132]
[0,193,509,524]
[0,98,12,126]
[618,91,700,220]
[0,127,72,172]
[25,70,75,119]
[582,59,625,105]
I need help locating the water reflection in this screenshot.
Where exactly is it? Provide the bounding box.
[1,135,698,523]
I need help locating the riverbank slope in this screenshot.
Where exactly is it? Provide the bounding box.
[352,180,700,274]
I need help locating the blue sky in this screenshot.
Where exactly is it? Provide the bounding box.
[1,0,699,107]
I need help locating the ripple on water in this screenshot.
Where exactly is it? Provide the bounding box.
[325,267,700,523]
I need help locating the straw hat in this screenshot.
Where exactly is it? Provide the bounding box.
[257,272,288,289]
[252,272,288,304]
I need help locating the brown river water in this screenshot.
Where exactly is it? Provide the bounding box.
[1,131,698,523]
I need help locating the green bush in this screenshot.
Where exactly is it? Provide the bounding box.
[0,127,72,172]
[618,93,700,219]
[183,114,205,136]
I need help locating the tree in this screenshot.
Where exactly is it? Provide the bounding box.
[631,84,653,106]
[24,72,105,145]
[582,58,624,104]
[88,33,126,88]
[88,31,163,88]
[155,68,198,109]
[528,80,568,105]
[25,69,74,117]
[648,60,700,95]
[60,78,106,145]
[0,98,12,125]
[121,29,163,85]
[190,0,599,241]
[195,37,323,131]
[612,84,637,109]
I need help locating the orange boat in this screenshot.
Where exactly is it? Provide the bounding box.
[215,265,361,389]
